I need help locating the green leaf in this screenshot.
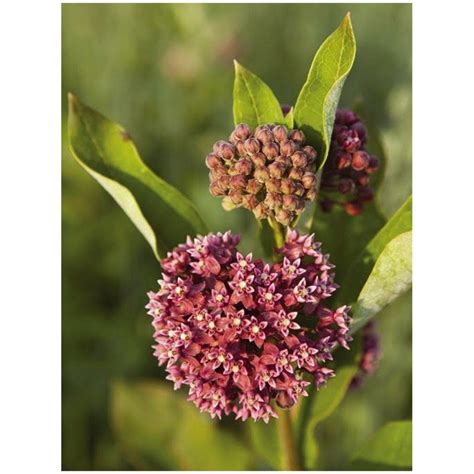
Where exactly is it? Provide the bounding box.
[311,202,386,284]
[294,13,356,169]
[337,195,412,306]
[351,231,412,333]
[284,107,295,129]
[298,340,361,469]
[67,93,207,260]
[111,380,251,470]
[248,417,282,469]
[347,421,412,470]
[233,61,285,128]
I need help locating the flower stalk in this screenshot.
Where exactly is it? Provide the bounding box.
[277,407,301,470]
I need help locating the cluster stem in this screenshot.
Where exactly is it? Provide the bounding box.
[277,407,301,470]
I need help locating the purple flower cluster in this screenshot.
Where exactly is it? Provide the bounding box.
[146,230,351,422]
[350,321,381,389]
[320,108,380,216]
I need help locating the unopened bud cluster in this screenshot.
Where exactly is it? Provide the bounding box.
[206,123,318,225]
[320,109,379,216]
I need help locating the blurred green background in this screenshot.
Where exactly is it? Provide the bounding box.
[62,3,412,470]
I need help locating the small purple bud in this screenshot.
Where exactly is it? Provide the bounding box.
[273,125,289,142]
[254,166,270,183]
[301,172,316,190]
[358,186,374,202]
[281,104,292,116]
[288,167,304,180]
[344,200,363,216]
[336,152,352,169]
[289,129,305,145]
[338,178,355,194]
[263,142,280,160]
[266,178,281,193]
[280,178,296,195]
[251,152,267,167]
[246,178,263,194]
[205,153,221,170]
[244,138,261,155]
[366,155,379,174]
[229,174,247,191]
[280,139,296,157]
[234,158,253,176]
[275,208,293,225]
[352,151,370,171]
[357,174,369,186]
[268,161,286,179]
[291,151,308,168]
[255,126,274,145]
[352,121,367,143]
[233,123,252,140]
[303,145,317,164]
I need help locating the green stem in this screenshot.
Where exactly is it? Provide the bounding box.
[268,218,286,254]
[277,408,301,470]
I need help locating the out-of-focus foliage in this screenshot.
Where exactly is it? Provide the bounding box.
[62,3,411,470]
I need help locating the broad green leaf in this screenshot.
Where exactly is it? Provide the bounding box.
[294,13,356,169]
[248,417,282,469]
[233,61,285,128]
[111,380,251,470]
[284,107,295,129]
[347,420,412,470]
[311,202,386,284]
[337,195,412,306]
[351,231,412,333]
[298,339,361,469]
[68,94,207,260]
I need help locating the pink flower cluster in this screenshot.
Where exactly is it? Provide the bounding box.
[146,230,351,422]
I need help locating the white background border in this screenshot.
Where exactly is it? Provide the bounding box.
[1,0,473,472]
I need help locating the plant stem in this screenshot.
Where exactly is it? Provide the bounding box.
[268,218,286,253]
[277,407,301,470]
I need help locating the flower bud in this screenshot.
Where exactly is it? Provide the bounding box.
[280,139,296,157]
[205,153,221,170]
[336,152,352,169]
[214,140,236,160]
[338,178,355,194]
[301,172,316,189]
[366,155,379,174]
[234,158,253,176]
[303,145,317,164]
[235,140,246,155]
[264,192,282,209]
[343,200,363,216]
[293,181,305,197]
[255,126,274,144]
[339,129,360,152]
[221,196,237,211]
[244,138,261,155]
[246,178,263,194]
[275,208,292,225]
[288,167,304,181]
[280,178,296,195]
[263,142,280,160]
[357,174,369,186]
[233,123,251,140]
[229,174,247,190]
[289,129,305,144]
[306,188,317,202]
[251,152,266,167]
[254,166,270,183]
[282,194,299,211]
[209,181,225,197]
[268,161,286,179]
[242,194,259,210]
[358,186,374,202]
[228,189,243,205]
[352,121,367,143]
[291,151,308,168]
[281,103,292,116]
[273,125,289,142]
[336,108,359,125]
[253,203,269,219]
[266,178,281,193]
[351,151,370,171]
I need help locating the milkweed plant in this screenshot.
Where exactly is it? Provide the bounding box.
[67,13,412,471]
